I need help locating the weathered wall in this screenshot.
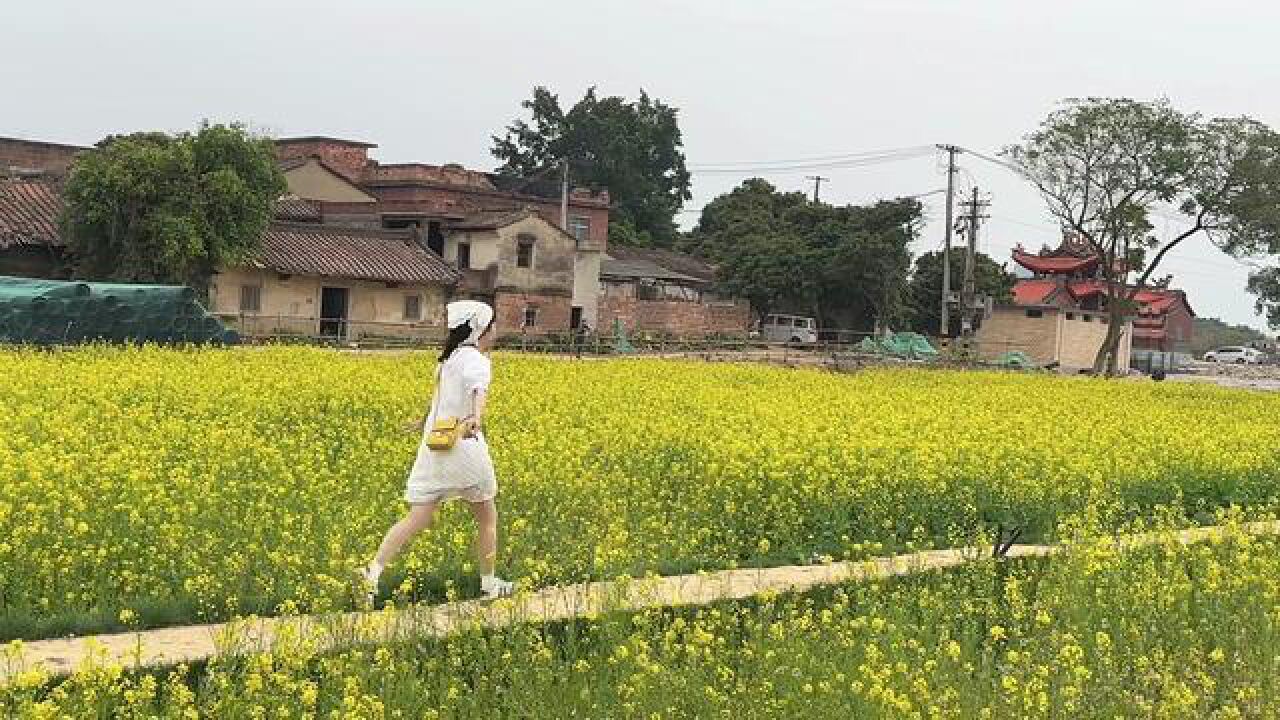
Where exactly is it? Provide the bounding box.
[283,160,377,203]
[0,137,85,175]
[276,141,371,181]
[492,216,575,297]
[597,280,752,335]
[494,291,572,335]
[209,267,448,339]
[973,306,1062,365]
[572,250,602,328]
[1058,310,1113,370]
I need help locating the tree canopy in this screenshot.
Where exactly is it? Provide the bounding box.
[62,123,284,291]
[491,86,691,248]
[906,250,1016,337]
[685,178,921,330]
[1004,97,1280,372]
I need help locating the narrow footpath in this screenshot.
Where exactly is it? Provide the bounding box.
[3,521,1276,686]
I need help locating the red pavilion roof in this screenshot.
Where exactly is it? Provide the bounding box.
[1012,247,1099,275]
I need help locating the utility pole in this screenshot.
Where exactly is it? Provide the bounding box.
[559,157,570,230]
[936,145,960,337]
[960,186,990,337]
[805,175,829,204]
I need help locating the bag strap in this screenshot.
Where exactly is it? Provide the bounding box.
[427,363,443,423]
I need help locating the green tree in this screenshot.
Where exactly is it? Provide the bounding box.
[906,251,1016,336]
[491,86,692,248]
[686,179,921,330]
[63,123,285,291]
[1004,98,1280,374]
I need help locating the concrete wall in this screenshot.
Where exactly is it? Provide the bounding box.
[210,267,448,339]
[283,159,377,203]
[572,250,602,328]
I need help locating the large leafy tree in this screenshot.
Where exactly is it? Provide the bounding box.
[1004,98,1280,374]
[491,86,692,248]
[62,123,285,291]
[686,178,921,330]
[907,250,1016,336]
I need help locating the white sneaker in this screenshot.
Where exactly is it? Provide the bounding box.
[481,576,514,599]
[356,565,379,607]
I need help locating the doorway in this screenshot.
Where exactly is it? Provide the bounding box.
[319,286,350,339]
[570,306,584,330]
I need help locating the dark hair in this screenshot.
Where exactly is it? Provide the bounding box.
[438,318,494,362]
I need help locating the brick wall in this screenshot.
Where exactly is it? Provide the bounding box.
[494,291,573,336]
[0,137,85,175]
[598,284,752,336]
[276,141,371,181]
[973,306,1062,365]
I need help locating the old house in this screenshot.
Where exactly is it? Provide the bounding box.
[0,177,69,278]
[1010,236,1195,352]
[273,136,610,335]
[209,200,459,341]
[598,246,751,335]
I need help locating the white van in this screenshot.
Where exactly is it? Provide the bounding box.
[762,314,818,344]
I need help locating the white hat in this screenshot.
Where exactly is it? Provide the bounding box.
[446,300,495,344]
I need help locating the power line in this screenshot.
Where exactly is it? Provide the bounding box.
[689,144,935,169]
[690,147,936,175]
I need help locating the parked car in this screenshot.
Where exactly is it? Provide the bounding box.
[1203,346,1262,364]
[761,314,818,344]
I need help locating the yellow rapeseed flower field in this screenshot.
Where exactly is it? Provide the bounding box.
[2,345,1279,642]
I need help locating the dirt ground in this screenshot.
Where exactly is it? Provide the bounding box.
[1165,360,1280,391]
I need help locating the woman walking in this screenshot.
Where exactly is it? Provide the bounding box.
[362,300,514,601]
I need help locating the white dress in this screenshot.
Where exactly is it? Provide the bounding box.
[404,346,497,504]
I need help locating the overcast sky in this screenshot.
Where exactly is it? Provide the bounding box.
[6,0,1278,330]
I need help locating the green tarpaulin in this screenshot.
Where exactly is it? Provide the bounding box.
[0,276,237,346]
[857,332,938,359]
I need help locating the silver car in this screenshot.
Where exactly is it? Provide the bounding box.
[1203,346,1262,364]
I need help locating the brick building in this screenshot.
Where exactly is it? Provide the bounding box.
[974,304,1132,373]
[599,246,751,336]
[0,177,68,278]
[0,136,87,177]
[1010,235,1195,352]
[274,136,610,335]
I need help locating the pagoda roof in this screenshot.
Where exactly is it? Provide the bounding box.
[1013,247,1099,275]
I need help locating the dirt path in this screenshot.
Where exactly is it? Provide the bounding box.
[4,521,1276,686]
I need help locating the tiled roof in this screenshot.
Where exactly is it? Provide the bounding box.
[275,136,377,148]
[610,246,717,283]
[0,178,64,249]
[1012,247,1099,275]
[602,246,711,285]
[1011,279,1062,305]
[273,195,321,222]
[253,222,459,285]
[451,209,538,231]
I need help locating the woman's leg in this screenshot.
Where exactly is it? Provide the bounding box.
[370,501,439,578]
[466,499,500,577]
